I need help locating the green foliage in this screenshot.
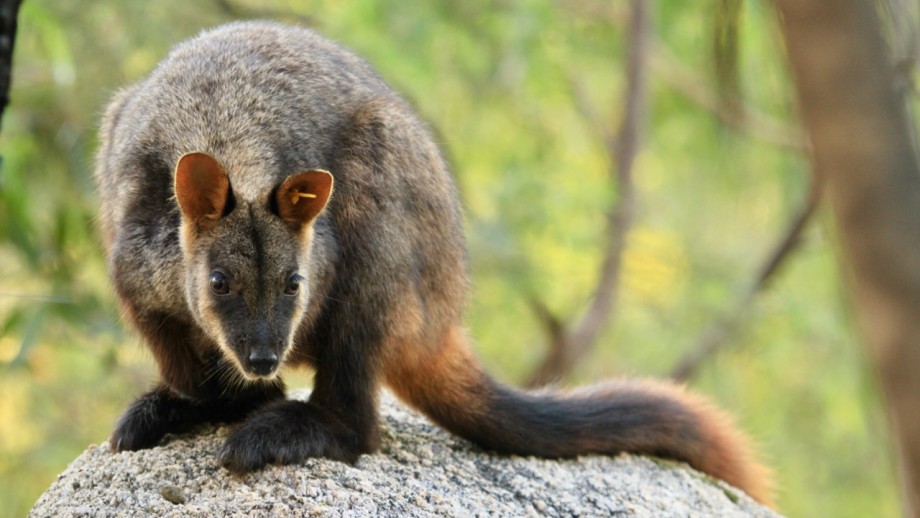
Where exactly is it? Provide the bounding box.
[0,1,901,516]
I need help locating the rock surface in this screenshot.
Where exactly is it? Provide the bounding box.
[31,391,781,517]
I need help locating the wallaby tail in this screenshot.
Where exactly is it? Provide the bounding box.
[384,326,773,506]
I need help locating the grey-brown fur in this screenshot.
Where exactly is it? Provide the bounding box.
[96,21,771,505]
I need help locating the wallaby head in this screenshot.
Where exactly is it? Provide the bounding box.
[173,152,333,380]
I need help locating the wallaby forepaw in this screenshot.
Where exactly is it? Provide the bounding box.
[110,399,169,452]
[109,385,200,452]
[110,422,164,452]
[217,433,273,473]
[218,400,362,474]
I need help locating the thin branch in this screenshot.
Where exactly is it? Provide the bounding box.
[713,0,743,119]
[543,0,808,385]
[648,42,808,151]
[526,294,565,345]
[0,0,24,133]
[560,0,807,151]
[526,0,650,387]
[566,73,615,144]
[669,173,821,382]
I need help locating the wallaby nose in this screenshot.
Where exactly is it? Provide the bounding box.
[247,348,279,376]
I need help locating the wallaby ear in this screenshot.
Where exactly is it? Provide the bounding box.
[174,152,231,231]
[275,169,334,231]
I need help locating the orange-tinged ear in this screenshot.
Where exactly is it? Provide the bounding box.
[174,152,231,231]
[276,169,334,231]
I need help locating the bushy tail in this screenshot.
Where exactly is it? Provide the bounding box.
[384,326,773,506]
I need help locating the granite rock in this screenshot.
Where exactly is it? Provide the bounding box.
[31,391,781,517]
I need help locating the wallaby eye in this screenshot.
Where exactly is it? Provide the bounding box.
[284,273,302,296]
[209,271,230,295]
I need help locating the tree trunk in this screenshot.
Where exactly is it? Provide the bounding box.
[774,0,920,515]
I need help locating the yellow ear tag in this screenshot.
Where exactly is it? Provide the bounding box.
[290,191,317,205]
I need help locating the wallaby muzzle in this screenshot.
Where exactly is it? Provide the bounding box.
[232,323,283,378]
[246,347,279,377]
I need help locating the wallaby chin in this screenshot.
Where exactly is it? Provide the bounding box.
[98,21,772,506]
[238,368,282,383]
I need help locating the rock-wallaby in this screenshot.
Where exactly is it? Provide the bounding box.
[96,21,771,504]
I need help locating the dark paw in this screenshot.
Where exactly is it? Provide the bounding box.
[219,400,362,474]
[111,382,287,454]
[110,391,175,451]
[111,420,164,452]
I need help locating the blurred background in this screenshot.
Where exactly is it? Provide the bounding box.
[0,0,909,516]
